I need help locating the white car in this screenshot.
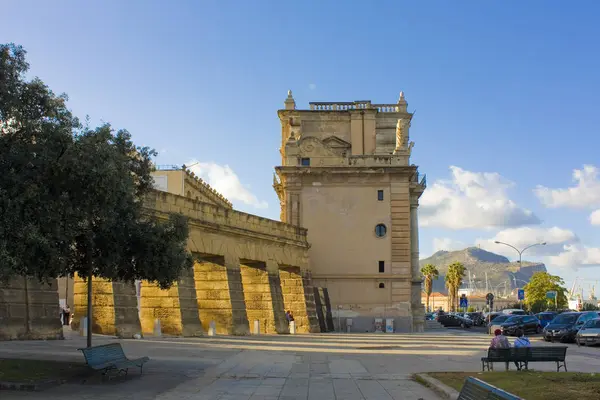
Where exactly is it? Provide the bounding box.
[576,318,600,346]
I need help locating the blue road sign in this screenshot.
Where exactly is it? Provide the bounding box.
[546,291,557,299]
[518,289,525,301]
[459,297,468,308]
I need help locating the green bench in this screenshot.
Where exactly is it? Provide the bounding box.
[79,343,150,377]
[458,376,523,400]
[481,346,567,372]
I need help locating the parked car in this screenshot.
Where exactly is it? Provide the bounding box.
[466,312,485,326]
[535,312,558,328]
[543,312,583,342]
[436,314,473,328]
[576,318,600,346]
[487,314,511,334]
[501,309,527,316]
[501,315,542,336]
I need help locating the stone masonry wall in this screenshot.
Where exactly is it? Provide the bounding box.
[280,267,314,333]
[0,277,63,340]
[72,275,141,337]
[240,264,278,334]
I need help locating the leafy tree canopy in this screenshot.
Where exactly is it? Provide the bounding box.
[0,43,192,287]
[523,272,568,313]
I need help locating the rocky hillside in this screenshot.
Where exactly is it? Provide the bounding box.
[419,247,547,294]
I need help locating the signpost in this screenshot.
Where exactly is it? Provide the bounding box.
[459,294,468,311]
[546,291,558,309]
[517,288,525,309]
[486,292,494,312]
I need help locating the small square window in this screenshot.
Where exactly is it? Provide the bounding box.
[378,261,385,273]
[301,158,310,166]
[377,190,384,201]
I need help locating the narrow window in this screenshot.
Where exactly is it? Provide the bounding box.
[377,190,384,201]
[378,261,385,273]
[301,158,310,166]
[378,283,385,289]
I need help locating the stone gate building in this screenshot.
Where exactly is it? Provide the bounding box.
[273,91,426,332]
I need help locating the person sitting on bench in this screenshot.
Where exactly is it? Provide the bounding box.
[513,328,531,370]
[490,329,510,349]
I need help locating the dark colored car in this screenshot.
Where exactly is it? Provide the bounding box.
[543,312,583,342]
[436,314,473,328]
[501,315,542,336]
[536,312,557,328]
[466,312,485,326]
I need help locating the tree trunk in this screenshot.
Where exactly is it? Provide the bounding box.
[425,293,430,312]
[86,234,93,348]
[23,276,32,336]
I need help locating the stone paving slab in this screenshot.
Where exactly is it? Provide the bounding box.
[3,330,600,399]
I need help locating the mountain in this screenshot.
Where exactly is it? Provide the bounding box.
[419,247,547,295]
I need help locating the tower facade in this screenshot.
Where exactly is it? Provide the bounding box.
[274,91,426,332]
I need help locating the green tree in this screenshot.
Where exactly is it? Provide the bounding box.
[523,272,568,313]
[420,264,439,312]
[445,262,466,311]
[0,43,193,346]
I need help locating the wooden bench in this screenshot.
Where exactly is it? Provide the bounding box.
[79,343,150,377]
[458,376,523,400]
[481,346,567,372]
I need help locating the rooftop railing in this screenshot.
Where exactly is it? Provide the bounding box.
[308,101,402,112]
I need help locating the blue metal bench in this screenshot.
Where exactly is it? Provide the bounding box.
[79,343,149,377]
[458,376,523,400]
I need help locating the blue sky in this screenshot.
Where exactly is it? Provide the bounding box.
[4,1,599,293]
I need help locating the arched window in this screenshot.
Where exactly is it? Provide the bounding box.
[375,224,387,238]
[378,283,385,289]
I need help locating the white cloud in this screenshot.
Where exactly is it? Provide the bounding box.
[535,165,600,209]
[432,237,466,253]
[187,160,268,209]
[590,209,600,225]
[476,226,578,259]
[308,83,317,90]
[547,245,600,268]
[419,166,540,229]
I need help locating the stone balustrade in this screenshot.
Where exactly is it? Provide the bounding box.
[348,155,409,167]
[308,101,401,112]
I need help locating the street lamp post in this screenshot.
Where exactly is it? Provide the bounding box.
[494,241,547,309]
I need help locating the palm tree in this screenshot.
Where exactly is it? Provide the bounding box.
[446,262,466,311]
[420,264,439,312]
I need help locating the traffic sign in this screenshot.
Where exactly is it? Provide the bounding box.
[546,291,557,299]
[459,296,468,308]
[517,289,525,301]
[486,292,494,301]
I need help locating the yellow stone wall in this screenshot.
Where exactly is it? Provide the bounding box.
[72,275,116,335]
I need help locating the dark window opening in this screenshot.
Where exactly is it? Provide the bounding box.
[301,158,310,166]
[378,283,385,289]
[375,224,387,237]
[378,261,385,273]
[377,190,384,201]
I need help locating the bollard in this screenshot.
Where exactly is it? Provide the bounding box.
[153,318,162,337]
[80,317,88,337]
[208,320,216,336]
[253,320,260,335]
[289,321,296,334]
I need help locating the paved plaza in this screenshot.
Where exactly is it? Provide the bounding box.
[2,329,600,399]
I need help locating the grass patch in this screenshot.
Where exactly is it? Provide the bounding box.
[429,371,600,400]
[0,358,88,383]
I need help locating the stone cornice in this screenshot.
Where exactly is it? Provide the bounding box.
[275,165,418,176]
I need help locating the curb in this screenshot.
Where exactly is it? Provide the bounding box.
[0,379,64,392]
[413,374,459,400]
